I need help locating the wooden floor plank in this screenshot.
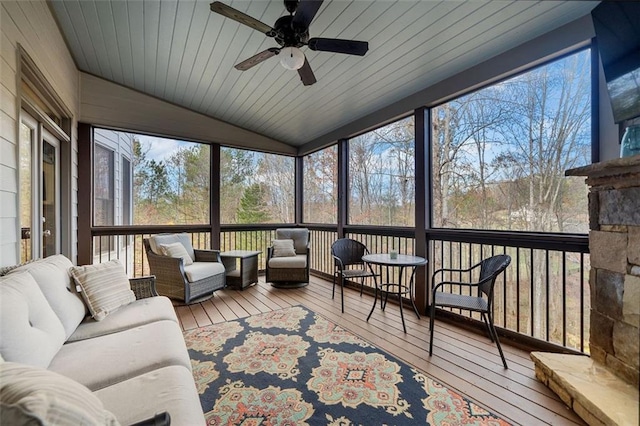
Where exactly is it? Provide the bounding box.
[189,302,212,327]
[200,299,226,324]
[174,305,197,330]
[208,294,237,322]
[175,275,585,426]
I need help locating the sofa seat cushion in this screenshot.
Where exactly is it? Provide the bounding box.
[95,366,205,426]
[67,296,178,342]
[7,254,87,339]
[70,260,136,321]
[268,254,307,269]
[48,320,191,391]
[149,233,195,261]
[183,262,226,283]
[0,362,120,425]
[0,273,66,368]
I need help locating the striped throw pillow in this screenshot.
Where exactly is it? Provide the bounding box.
[70,260,135,321]
[0,362,120,425]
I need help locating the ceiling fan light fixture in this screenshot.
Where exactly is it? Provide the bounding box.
[280,46,305,70]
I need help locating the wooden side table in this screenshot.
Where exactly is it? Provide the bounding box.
[220,250,261,290]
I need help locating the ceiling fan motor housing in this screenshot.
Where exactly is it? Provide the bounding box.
[272,15,309,47]
[284,0,299,14]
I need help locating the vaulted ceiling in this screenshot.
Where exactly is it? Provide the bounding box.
[49,0,597,148]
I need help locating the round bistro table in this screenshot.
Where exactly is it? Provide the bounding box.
[362,253,427,333]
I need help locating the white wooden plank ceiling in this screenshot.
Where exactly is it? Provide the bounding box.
[49,0,596,147]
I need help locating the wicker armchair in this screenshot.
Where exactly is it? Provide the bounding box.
[144,234,226,304]
[129,275,159,299]
[429,254,511,368]
[266,228,310,288]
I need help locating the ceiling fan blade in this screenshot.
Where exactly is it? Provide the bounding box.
[292,0,324,29]
[308,38,368,56]
[298,57,317,86]
[235,48,280,71]
[210,2,273,35]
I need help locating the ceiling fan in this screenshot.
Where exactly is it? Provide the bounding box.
[210,0,369,86]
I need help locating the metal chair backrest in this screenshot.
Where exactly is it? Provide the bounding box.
[479,254,511,298]
[331,238,369,268]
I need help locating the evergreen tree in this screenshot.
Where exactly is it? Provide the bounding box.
[237,183,270,224]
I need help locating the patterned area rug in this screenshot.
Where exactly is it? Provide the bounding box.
[184,306,510,425]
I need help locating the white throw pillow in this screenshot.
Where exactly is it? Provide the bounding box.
[69,260,135,321]
[0,362,120,425]
[159,242,194,266]
[272,239,296,257]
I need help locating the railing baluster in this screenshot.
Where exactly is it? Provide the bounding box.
[89,225,589,353]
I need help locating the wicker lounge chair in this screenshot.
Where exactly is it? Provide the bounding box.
[143,233,225,303]
[266,228,310,288]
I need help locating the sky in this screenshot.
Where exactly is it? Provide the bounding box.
[137,134,192,162]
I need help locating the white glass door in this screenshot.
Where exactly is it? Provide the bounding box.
[42,133,60,257]
[19,111,61,259]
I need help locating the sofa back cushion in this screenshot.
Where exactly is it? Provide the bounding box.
[70,260,136,321]
[7,254,87,339]
[0,272,66,368]
[148,233,195,261]
[275,228,309,254]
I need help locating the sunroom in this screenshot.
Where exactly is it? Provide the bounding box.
[1,1,639,425]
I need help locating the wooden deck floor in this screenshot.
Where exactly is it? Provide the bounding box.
[174,275,585,426]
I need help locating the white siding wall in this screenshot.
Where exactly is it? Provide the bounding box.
[93,128,134,226]
[0,1,79,266]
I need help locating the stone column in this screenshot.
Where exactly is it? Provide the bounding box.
[567,156,640,387]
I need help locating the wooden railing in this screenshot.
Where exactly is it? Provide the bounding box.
[90,223,589,353]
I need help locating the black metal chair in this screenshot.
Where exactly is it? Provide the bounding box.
[331,238,377,313]
[429,254,511,368]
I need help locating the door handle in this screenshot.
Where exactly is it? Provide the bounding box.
[43,229,52,237]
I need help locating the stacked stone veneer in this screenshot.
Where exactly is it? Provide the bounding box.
[570,156,640,387]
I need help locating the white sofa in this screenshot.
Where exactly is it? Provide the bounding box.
[0,255,205,425]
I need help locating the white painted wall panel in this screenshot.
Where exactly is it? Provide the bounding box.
[0,0,80,266]
[0,192,17,219]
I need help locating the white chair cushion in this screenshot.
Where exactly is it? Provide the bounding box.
[69,260,135,321]
[0,362,120,425]
[183,262,226,283]
[7,254,87,339]
[159,242,194,266]
[148,233,195,261]
[268,254,307,269]
[272,239,296,257]
[0,272,66,368]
